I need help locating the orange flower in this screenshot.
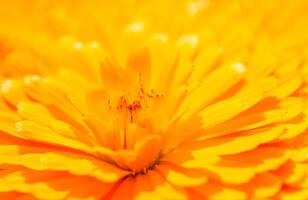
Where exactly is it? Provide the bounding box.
[0,0,308,199]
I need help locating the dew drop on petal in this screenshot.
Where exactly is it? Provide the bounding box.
[126,21,144,33]
[15,121,23,132]
[88,41,100,49]
[178,34,199,48]
[188,0,209,16]
[152,33,169,42]
[1,80,13,93]
[24,75,41,84]
[73,42,84,50]
[231,62,246,74]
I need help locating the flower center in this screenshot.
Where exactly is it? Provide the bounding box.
[114,87,163,150]
[100,87,164,173]
[116,87,163,122]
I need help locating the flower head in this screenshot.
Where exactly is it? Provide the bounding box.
[0,0,308,199]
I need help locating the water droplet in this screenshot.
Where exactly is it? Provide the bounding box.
[1,80,13,93]
[152,33,169,42]
[126,21,144,33]
[188,0,209,15]
[231,62,246,74]
[178,34,199,48]
[73,42,84,50]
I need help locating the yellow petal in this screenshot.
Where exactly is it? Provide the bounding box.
[182,126,284,155]
[174,63,245,122]
[17,102,77,139]
[0,79,28,106]
[161,150,221,168]
[271,73,302,98]
[200,147,290,184]
[157,162,207,187]
[194,182,247,200]
[200,97,303,140]
[200,77,277,130]
[0,146,127,183]
[15,120,93,153]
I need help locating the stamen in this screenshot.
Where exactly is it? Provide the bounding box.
[112,85,163,150]
[116,87,162,122]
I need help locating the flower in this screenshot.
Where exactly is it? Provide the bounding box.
[0,0,308,199]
